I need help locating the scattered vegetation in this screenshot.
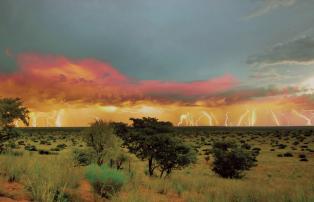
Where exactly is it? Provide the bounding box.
[85,164,127,199]
[1,102,314,201]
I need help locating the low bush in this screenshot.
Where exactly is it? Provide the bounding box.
[24,145,37,151]
[300,158,308,162]
[283,152,293,157]
[38,150,48,155]
[73,148,94,166]
[85,164,127,198]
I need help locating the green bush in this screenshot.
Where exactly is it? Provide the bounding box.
[211,141,258,178]
[73,148,94,166]
[85,164,127,198]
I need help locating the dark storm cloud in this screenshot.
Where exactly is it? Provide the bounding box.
[1,0,314,83]
[247,35,314,65]
[0,0,241,81]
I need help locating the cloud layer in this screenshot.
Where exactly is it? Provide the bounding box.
[247,35,314,66]
[0,53,237,108]
[245,0,297,19]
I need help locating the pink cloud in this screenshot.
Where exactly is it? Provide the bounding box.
[0,53,238,107]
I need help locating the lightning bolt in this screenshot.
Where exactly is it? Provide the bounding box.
[31,113,37,127]
[188,113,195,126]
[55,109,64,127]
[203,111,213,126]
[237,109,250,126]
[225,112,229,126]
[270,110,280,126]
[251,109,256,126]
[210,112,218,125]
[292,109,312,125]
[178,113,195,126]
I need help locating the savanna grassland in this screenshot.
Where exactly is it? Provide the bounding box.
[0,126,314,202]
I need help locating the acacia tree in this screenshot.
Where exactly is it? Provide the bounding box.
[113,117,196,177]
[0,98,29,144]
[154,135,196,178]
[85,120,122,165]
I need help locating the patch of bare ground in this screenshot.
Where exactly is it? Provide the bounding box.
[0,180,31,202]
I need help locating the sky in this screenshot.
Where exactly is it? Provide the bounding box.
[1,0,314,126]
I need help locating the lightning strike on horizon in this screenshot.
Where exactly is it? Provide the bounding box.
[177,114,186,126]
[178,113,195,126]
[237,109,250,126]
[178,113,189,126]
[201,111,213,126]
[250,109,256,126]
[292,109,312,125]
[210,112,218,125]
[225,112,229,126]
[55,109,64,127]
[31,113,37,127]
[188,113,195,126]
[270,110,280,126]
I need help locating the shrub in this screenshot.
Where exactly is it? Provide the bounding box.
[300,158,308,162]
[85,164,127,198]
[283,152,293,157]
[38,149,51,155]
[115,153,128,170]
[73,148,94,166]
[85,120,122,165]
[24,145,37,151]
[241,143,251,150]
[56,144,67,150]
[277,144,287,149]
[211,141,258,178]
[299,154,306,158]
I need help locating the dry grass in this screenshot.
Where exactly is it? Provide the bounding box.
[1,129,314,201]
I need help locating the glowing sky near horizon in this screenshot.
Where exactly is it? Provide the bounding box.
[1,0,314,126]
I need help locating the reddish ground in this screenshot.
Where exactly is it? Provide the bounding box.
[0,180,30,202]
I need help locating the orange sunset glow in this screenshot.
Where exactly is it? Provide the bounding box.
[1,53,313,127]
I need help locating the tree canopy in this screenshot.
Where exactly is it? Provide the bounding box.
[0,97,29,129]
[113,117,196,177]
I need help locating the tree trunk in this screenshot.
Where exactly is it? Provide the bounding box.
[110,159,114,168]
[160,169,165,178]
[128,160,131,174]
[148,157,154,176]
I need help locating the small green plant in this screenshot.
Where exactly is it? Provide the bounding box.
[85,164,127,199]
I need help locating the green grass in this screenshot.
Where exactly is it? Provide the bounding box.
[85,164,127,198]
